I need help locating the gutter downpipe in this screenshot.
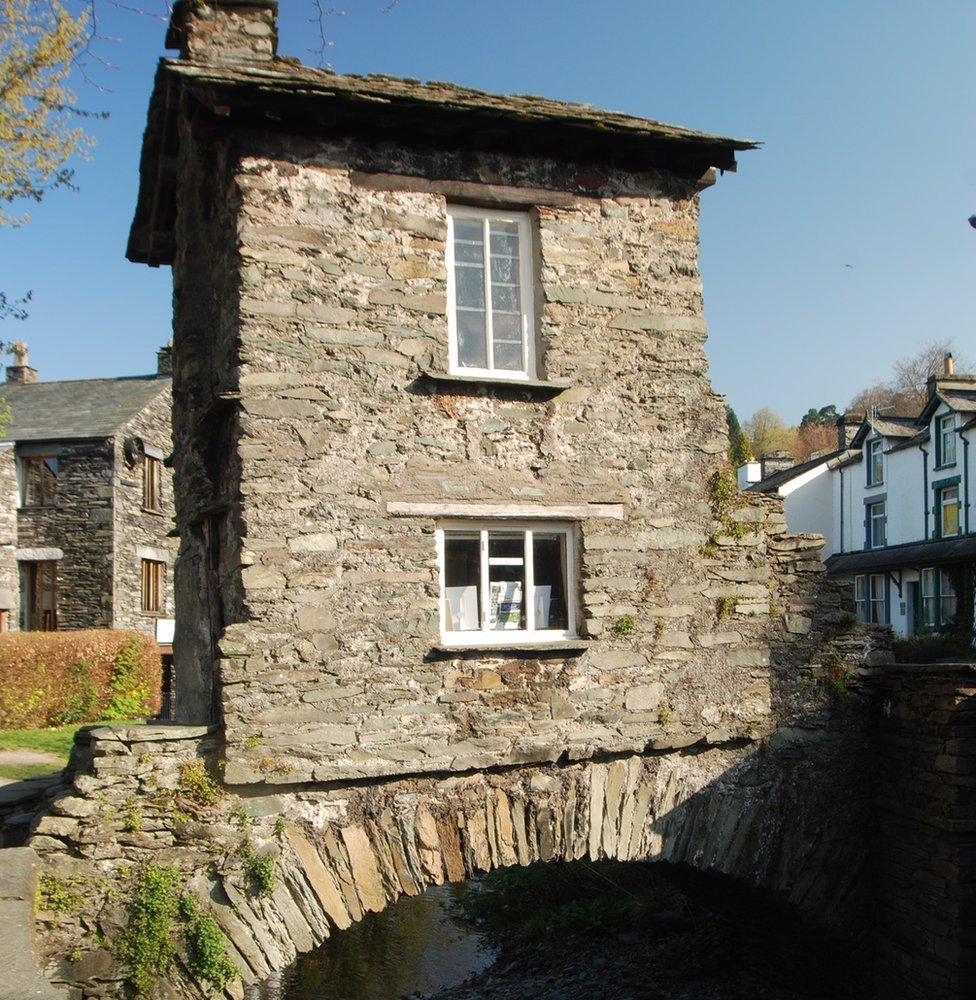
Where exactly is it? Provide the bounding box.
[839,467,845,554]
[921,446,930,541]
[960,429,971,535]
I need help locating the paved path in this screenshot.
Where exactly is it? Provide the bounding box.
[0,751,64,787]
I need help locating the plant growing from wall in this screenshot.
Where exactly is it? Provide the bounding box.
[244,852,277,899]
[177,760,222,810]
[708,468,749,541]
[823,652,853,699]
[717,597,736,621]
[117,864,181,995]
[612,615,636,635]
[178,894,238,993]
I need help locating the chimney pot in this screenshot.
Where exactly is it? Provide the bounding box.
[6,340,37,384]
[945,352,955,376]
[166,0,278,65]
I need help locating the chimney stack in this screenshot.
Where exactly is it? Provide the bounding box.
[945,352,955,376]
[166,1,278,65]
[836,413,863,450]
[760,451,795,480]
[157,342,173,377]
[6,340,37,385]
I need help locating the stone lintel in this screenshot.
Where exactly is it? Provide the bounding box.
[387,502,624,520]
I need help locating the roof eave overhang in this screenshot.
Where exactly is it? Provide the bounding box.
[826,536,976,576]
[127,60,758,266]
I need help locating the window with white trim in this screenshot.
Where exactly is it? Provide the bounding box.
[437,521,574,644]
[866,438,883,486]
[446,206,535,379]
[866,500,886,549]
[936,413,957,467]
[854,573,887,624]
[939,485,960,538]
[920,567,958,629]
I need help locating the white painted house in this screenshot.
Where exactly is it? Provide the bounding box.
[743,363,976,638]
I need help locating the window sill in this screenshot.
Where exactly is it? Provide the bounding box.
[418,371,571,398]
[429,638,591,659]
[141,507,166,517]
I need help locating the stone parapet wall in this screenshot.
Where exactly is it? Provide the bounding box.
[0,444,19,628]
[873,663,976,1000]
[30,719,874,998]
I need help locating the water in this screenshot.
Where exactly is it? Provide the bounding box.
[245,883,496,1000]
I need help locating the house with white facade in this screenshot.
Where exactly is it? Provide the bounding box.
[744,361,975,639]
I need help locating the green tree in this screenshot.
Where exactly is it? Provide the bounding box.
[726,405,751,466]
[743,407,796,459]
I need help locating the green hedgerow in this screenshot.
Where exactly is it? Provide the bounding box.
[117,864,182,996]
[103,638,152,721]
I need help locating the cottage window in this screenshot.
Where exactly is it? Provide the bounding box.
[866,500,886,549]
[866,438,883,486]
[446,206,535,379]
[920,567,958,629]
[20,456,58,507]
[854,573,887,624]
[143,456,163,512]
[437,521,574,644]
[22,560,57,631]
[936,413,957,467]
[939,485,960,538]
[141,559,164,613]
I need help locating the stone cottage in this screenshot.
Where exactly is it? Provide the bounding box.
[0,343,176,642]
[126,0,790,784]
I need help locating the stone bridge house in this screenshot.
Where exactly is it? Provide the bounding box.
[7,4,975,999]
[0,343,176,644]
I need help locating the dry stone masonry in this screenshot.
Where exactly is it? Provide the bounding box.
[13,3,972,999]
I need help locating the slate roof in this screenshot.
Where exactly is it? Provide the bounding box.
[747,448,848,495]
[128,58,758,264]
[826,535,976,577]
[1,375,170,443]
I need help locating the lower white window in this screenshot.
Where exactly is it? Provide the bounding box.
[437,521,575,644]
[854,573,887,624]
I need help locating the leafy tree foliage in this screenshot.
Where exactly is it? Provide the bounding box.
[0,0,90,226]
[743,407,795,459]
[725,405,751,466]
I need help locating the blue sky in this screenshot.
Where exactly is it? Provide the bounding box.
[2,0,974,422]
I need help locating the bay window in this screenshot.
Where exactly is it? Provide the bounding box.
[437,521,574,644]
[446,206,535,379]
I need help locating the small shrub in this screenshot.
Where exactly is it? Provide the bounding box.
[178,761,221,809]
[717,597,736,621]
[117,864,181,995]
[244,852,277,898]
[179,895,238,993]
[823,653,853,698]
[891,631,974,664]
[612,615,636,636]
[36,874,84,913]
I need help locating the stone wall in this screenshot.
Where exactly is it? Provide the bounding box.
[17,439,114,630]
[873,663,976,1000]
[29,715,875,998]
[112,384,177,634]
[0,444,19,629]
[168,128,861,786]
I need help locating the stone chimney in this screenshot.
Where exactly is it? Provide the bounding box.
[166,0,278,65]
[759,451,795,480]
[157,342,173,377]
[6,340,37,385]
[836,413,863,450]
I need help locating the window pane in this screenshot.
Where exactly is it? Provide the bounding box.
[533,534,568,630]
[457,310,487,368]
[454,239,484,264]
[488,533,525,630]
[493,340,524,371]
[493,313,521,342]
[454,265,485,308]
[444,535,481,631]
[491,283,519,313]
[454,219,483,243]
[490,254,519,285]
[490,231,519,257]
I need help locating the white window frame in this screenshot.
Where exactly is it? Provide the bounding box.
[866,438,883,486]
[868,573,887,624]
[940,485,960,538]
[867,500,886,549]
[854,575,868,622]
[939,569,958,626]
[436,519,576,646]
[920,568,937,629]
[937,413,957,467]
[445,206,536,381]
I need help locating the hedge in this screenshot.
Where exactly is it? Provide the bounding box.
[0,630,162,730]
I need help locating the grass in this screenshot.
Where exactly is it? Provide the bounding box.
[0,719,145,781]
